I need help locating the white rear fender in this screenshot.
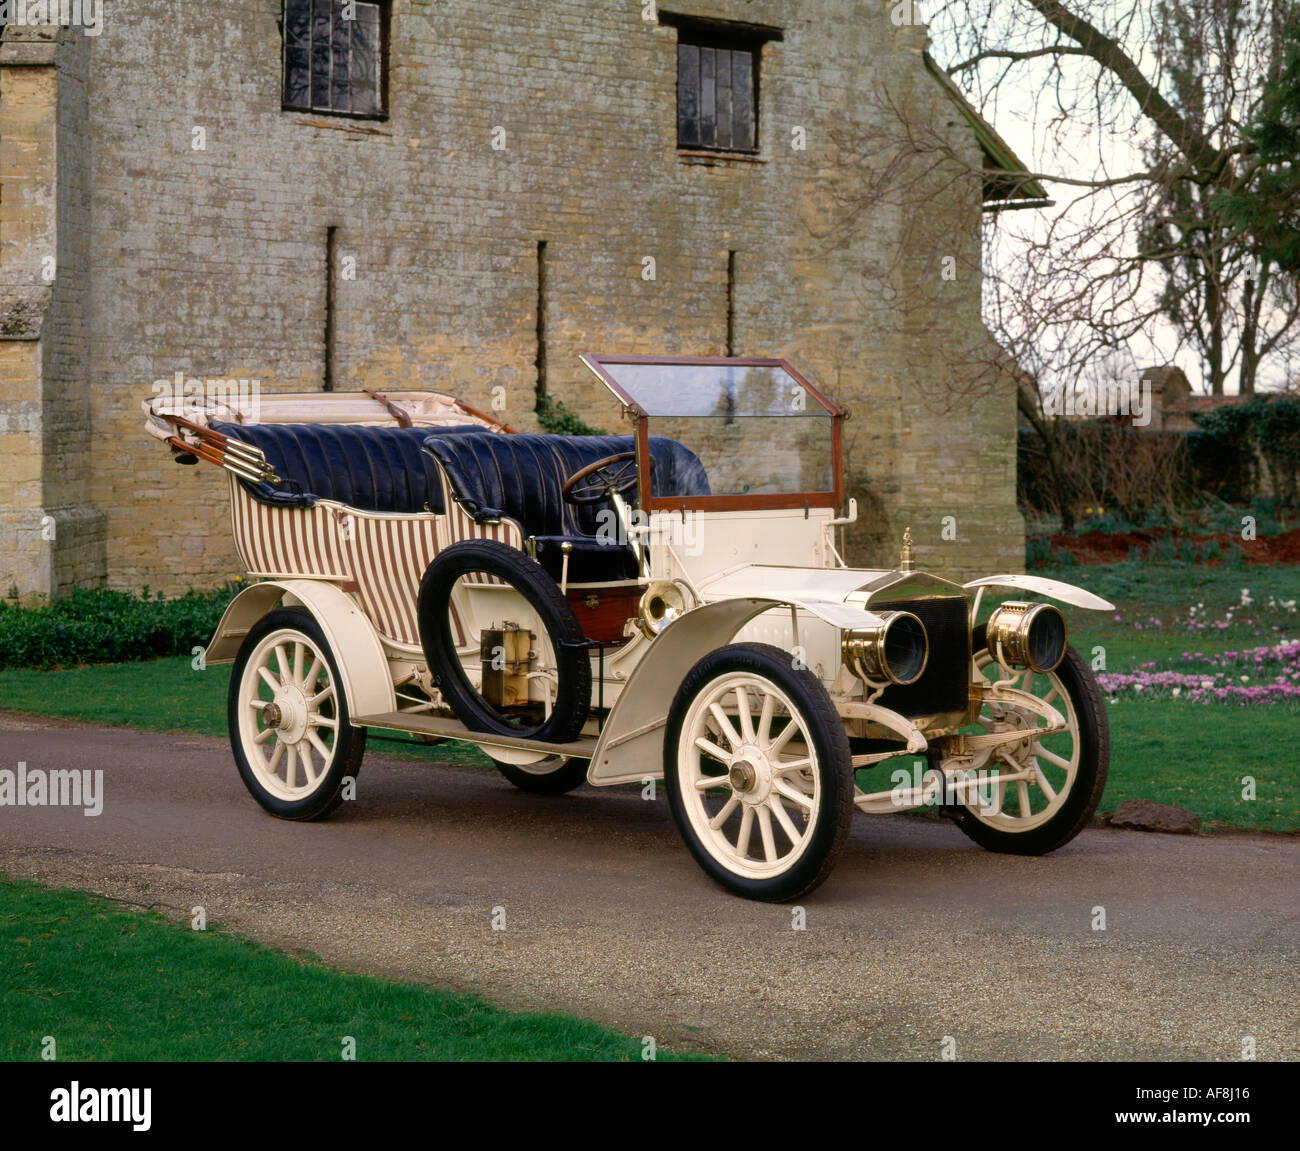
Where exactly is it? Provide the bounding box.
[963,574,1115,613]
[205,580,396,720]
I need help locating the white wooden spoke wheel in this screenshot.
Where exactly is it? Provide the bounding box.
[950,625,1110,856]
[239,629,339,799]
[681,675,821,876]
[229,608,365,820]
[665,644,854,902]
[965,656,1080,832]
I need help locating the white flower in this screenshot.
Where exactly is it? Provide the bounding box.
[1171,687,1181,697]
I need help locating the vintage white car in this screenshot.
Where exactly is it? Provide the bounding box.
[144,355,1113,900]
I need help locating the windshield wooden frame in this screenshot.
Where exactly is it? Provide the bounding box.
[579,354,846,513]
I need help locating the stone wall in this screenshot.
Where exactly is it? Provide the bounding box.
[4,0,1023,595]
[0,25,105,598]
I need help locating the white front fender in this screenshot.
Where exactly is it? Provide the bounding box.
[963,573,1115,612]
[588,598,790,787]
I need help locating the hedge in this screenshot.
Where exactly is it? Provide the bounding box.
[0,585,240,670]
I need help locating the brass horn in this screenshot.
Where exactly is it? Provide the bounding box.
[637,581,688,639]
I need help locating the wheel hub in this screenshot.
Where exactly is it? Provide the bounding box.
[996,713,1036,770]
[729,746,773,805]
[269,686,308,743]
[729,761,757,791]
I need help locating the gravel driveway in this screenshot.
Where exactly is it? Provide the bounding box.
[1,714,1295,1060]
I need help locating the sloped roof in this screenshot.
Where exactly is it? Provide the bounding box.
[923,52,1050,207]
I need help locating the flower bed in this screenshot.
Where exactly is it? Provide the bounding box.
[1029,527,1300,566]
[1104,588,1298,636]
[1098,638,1300,706]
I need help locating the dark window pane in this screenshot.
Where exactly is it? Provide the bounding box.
[311,0,332,111]
[699,46,716,149]
[286,0,386,117]
[733,48,755,150]
[715,49,732,150]
[284,0,311,107]
[350,4,381,115]
[677,44,699,147]
[331,0,351,112]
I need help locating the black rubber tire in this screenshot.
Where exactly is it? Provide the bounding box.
[228,608,366,822]
[493,755,590,795]
[950,624,1110,855]
[664,643,855,902]
[418,539,591,744]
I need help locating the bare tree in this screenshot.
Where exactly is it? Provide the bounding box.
[936,0,1298,395]
[824,1,1299,524]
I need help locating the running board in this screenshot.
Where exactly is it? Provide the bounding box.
[354,712,599,761]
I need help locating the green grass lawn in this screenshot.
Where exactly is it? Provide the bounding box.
[0,875,709,1062]
[0,656,489,768]
[1040,559,1299,666]
[0,560,1295,832]
[1101,699,1296,830]
[0,657,230,736]
[1014,561,1298,832]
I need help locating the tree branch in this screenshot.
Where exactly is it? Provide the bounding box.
[1022,0,1233,176]
[946,44,1090,74]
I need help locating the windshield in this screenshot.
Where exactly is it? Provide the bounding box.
[580,356,843,509]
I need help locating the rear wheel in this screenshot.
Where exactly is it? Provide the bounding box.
[664,643,854,902]
[228,608,365,821]
[491,754,589,795]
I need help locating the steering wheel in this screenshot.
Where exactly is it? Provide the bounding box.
[562,452,648,505]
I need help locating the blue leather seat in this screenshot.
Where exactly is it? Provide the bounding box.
[209,422,480,513]
[423,432,711,582]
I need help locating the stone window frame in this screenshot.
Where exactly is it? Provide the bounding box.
[660,12,783,157]
[281,0,391,121]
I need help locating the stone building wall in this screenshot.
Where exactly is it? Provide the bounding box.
[1,0,1023,596]
[0,24,105,598]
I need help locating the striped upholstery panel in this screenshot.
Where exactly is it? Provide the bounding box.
[336,509,444,647]
[228,469,531,649]
[229,475,444,648]
[229,475,350,579]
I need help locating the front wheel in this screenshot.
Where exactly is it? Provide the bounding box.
[228,608,366,821]
[949,624,1109,855]
[664,643,854,902]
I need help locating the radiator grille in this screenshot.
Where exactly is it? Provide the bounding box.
[870,595,971,719]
